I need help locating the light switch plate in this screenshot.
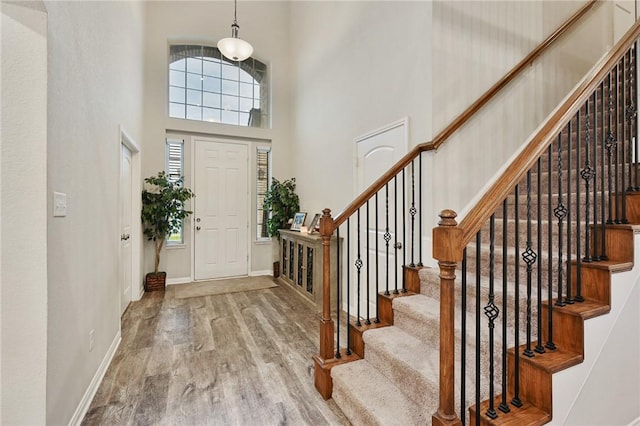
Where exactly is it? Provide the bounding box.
[53,192,67,217]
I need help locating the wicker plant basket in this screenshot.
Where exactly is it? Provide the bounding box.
[145,272,166,292]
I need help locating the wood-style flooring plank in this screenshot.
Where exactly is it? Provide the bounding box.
[82,279,349,426]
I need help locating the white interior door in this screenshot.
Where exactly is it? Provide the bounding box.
[354,120,407,318]
[119,143,133,314]
[194,140,249,280]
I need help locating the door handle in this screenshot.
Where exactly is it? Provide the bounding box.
[120,234,130,241]
[394,242,402,250]
[196,226,201,231]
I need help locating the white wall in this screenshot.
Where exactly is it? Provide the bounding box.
[143,1,292,280]
[289,1,433,219]
[0,2,48,424]
[45,1,145,424]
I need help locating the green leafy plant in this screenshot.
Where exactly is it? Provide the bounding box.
[141,171,195,273]
[263,177,300,237]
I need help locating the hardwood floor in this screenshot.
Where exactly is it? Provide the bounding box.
[82,279,350,425]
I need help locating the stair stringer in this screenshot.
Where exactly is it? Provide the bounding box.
[550,231,640,425]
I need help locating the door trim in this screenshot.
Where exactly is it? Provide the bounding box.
[190,135,252,281]
[119,126,142,305]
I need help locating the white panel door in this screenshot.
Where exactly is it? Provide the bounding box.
[354,121,407,318]
[120,143,133,315]
[194,140,249,280]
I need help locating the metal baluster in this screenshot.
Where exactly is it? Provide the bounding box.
[546,143,557,351]
[402,169,407,293]
[535,157,545,354]
[499,199,511,413]
[633,42,639,192]
[555,133,567,308]
[475,231,482,425]
[461,247,468,425]
[601,80,609,260]
[606,71,616,225]
[356,210,362,327]
[365,201,371,325]
[410,160,416,267]
[614,64,621,224]
[628,45,639,192]
[524,171,536,358]
[621,55,629,224]
[385,184,391,296]
[337,225,344,358]
[512,185,523,407]
[418,152,423,266]
[375,193,380,323]
[394,176,399,294]
[566,120,574,305]
[593,87,600,260]
[485,215,499,419]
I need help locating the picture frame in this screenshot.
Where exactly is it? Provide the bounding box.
[308,213,321,233]
[290,212,307,231]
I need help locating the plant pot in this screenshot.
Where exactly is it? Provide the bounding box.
[145,272,166,292]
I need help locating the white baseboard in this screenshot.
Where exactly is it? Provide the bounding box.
[166,276,191,286]
[68,331,121,426]
[250,270,272,277]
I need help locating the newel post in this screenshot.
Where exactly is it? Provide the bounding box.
[432,210,463,426]
[313,208,336,399]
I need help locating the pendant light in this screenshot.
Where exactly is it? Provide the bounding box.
[217,0,253,62]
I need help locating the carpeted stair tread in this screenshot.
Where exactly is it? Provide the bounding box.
[331,359,428,426]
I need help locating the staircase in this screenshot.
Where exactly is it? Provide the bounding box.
[314,11,640,426]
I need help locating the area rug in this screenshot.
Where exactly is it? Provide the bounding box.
[174,275,277,299]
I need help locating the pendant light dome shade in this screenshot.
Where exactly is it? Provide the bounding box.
[218,0,253,62]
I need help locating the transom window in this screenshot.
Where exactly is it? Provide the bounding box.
[169,45,268,128]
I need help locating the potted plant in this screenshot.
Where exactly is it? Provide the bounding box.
[141,171,195,291]
[263,177,300,238]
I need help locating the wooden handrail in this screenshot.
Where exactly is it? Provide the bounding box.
[332,0,597,229]
[458,19,640,246]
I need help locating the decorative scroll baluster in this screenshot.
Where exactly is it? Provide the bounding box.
[499,199,511,413]
[546,144,557,351]
[384,184,391,296]
[475,231,482,425]
[485,215,499,419]
[576,98,596,266]
[356,209,362,327]
[394,176,399,295]
[402,169,407,293]
[523,171,536,358]
[418,152,423,266]
[365,201,371,325]
[628,47,638,193]
[375,193,380,323]
[535,157,545,354]
[555,133,567,308]
[512,185,522,407]
[410,160,416,267]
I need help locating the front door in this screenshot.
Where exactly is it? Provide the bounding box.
[119,143,133,314]
[354,120,407,318]
[194,139,249,280]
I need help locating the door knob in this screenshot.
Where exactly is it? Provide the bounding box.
[394,242,403,250]
[196,226,201,231]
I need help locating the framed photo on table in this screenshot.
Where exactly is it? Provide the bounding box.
[291,212,307,231]
[308,213,321,233]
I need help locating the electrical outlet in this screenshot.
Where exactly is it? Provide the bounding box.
[89,329,95,352]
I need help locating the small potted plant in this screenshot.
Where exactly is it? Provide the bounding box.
[141,171,195,291]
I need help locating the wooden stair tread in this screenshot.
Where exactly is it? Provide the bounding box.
[578,259,633,273]
[544,298,610,319]
[508,344,582,373]
[470,396,551,426]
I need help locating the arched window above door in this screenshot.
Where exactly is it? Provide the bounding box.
[168,45,268,128]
